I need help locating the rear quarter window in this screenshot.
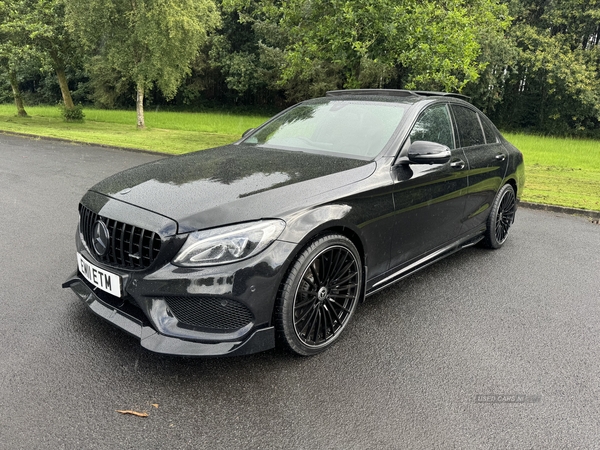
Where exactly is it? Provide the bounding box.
[480,115,499,144]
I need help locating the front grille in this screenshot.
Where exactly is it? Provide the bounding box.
[79,204,162,270]
[164,296,254,331]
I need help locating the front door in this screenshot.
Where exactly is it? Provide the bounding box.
[388,103,469,269]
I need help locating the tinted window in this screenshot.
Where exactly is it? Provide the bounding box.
[452,105,485,147]
[409,104,454,149]
[480,115,499,144]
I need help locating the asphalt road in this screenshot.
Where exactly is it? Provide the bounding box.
[1,133,599,449]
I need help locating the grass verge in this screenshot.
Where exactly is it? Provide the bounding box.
[1,105,598,211]
[504,133,600,211]
[0,105,270,154]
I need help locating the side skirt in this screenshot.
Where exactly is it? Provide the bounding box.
[365,230,484,297]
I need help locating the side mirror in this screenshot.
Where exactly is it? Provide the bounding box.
[407,141,451,164]
[242,128,255,138]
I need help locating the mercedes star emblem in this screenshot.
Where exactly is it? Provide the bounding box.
[92,220,110,257]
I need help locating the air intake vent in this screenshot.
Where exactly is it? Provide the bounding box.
[79,203,162,270]
[164,296,254,331]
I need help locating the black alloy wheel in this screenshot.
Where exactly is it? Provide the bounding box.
[275,234,362,356]
[483,183,517,249]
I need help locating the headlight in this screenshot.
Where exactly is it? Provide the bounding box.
[172,220,286,267]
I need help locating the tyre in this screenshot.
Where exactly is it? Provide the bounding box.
[483,183,517,249]
[275,234,363,356]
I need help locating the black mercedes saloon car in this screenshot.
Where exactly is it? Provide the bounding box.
[63,89,524,357]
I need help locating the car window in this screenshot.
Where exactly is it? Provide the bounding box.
[451,105,485,147]
[243,100,406,159]
[480,115,499,144]
[409,104,455,149]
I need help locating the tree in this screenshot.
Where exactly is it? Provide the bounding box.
[3,0,80,111]
[66,0,221,128]
[273,0,509,100]
[466,0,600,134]
[462,23,520,115]
[0,0,30,116]
[207,0,287,105]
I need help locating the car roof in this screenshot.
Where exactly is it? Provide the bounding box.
[326,89,471,103]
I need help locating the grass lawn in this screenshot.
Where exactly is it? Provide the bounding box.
[1,104,598,211]
[504,133,600,211]
[0,105,270,154]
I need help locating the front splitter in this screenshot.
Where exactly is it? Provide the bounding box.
[62,273,276,357]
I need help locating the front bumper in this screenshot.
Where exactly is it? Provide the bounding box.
[66,193,299,356]
[63,273,276,356]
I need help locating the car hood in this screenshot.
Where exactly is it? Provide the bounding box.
[90,145,376,233]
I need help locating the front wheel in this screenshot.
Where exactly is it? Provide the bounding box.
[275,234,363,356]
[483,183,517,249]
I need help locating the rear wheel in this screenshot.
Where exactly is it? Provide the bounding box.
[275,234,362,356]
[483,183,516,249]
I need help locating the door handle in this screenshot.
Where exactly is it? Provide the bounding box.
[495,153,507,161]
[450,159,465,169]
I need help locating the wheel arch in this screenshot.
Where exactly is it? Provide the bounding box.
[505,177,518,197]
[284,222,366,273]
[278,203,368,270]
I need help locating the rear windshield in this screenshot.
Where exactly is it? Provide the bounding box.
[242,100,406,159]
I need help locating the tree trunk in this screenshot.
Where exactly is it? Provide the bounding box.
[55,67,75,109]
[48,49,75,109]
[136,83,145,129]
[9,70,28,117]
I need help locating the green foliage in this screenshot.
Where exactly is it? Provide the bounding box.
[207,0,287,104]
[1,0,599,136]
[58,102,84,121]
[22,0,80,107]
[65,0,221,101]
[277,0,509,99]
[83,56,134,109]
[0,0,38,114]
[467,0,600,135]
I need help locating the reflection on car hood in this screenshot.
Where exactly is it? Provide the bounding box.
[91,145,376,233]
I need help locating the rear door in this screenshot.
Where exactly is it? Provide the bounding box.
[450,105,510,234]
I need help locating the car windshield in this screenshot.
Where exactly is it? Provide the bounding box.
[242,100,406,159]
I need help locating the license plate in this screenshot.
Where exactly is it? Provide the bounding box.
[77,253,122,298]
